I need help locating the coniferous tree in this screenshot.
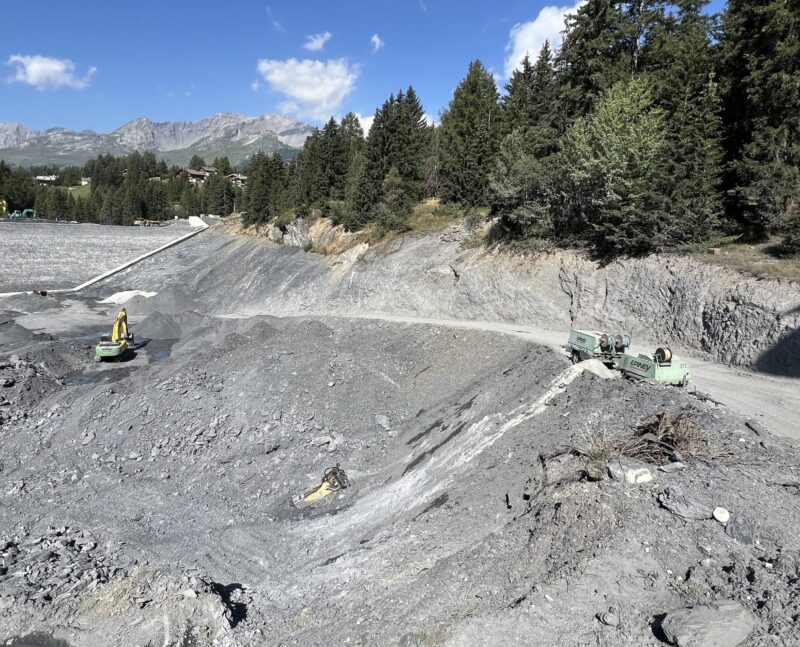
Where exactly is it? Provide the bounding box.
[439,60,502,207]
[212,156,233,175]
[423,126,440,199]
[559,78,670,254]
[375,166,412,232]
[720,0,800,240]
[188,155,206,170]
[503,54,536,134]
[651,0,724,242]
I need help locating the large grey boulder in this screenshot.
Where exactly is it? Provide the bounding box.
[661,599,756,647]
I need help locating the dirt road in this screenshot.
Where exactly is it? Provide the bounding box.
[337,311,800,440]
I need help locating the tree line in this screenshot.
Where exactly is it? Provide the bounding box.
[243,0,799,255]
[0,153,241,225]
[3,0,796,254]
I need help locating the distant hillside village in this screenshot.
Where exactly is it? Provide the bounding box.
[181,167,247,187]
[0,152,252,224]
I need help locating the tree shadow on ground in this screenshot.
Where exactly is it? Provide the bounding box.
[754,310,800,377]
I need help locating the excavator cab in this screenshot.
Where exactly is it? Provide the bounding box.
[95,308,134,362]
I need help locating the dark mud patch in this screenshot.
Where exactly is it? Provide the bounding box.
[4,635,72,647]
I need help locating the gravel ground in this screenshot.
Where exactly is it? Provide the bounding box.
[0,221,194,293]
[0,229,798,646]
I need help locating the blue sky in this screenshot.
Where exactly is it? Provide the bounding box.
[0,0,726,133]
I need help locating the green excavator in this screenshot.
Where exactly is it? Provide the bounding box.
[95,308,135,362]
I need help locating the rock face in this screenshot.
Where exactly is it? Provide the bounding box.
[196,223,800,372]
[661,600,756,646]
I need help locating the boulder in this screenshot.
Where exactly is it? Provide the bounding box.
[661,599,755,647]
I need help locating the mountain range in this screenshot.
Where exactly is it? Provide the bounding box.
[0,113,316,168]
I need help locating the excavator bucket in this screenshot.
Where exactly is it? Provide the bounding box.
[293,465,349,508]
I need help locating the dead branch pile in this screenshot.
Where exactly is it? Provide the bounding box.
[619,408,711,462]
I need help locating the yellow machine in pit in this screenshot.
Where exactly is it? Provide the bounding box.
[95,308,135,362]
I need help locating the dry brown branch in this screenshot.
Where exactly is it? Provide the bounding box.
[618,408,712,462]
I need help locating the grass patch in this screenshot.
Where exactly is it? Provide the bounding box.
[682,235,800,282]
[407,198,479,234]
[67,184,91,199]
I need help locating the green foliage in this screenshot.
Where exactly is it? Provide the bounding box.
[439,60,503,207]
[355,88,430,217]
[559,78,670,255]
[188,154,206,170]
[243,151,286,225]
[720,0,800,241]
[374,167,412,233]
[2,1,796,258]
[784,219,800,255]
[650,0,724,243]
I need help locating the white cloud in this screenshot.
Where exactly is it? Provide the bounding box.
[6,54,96,90]
[503,0,585,78]
[370,33,384,53]
[303,32,332,52]
[266,6,285,32]
[423,113,436,127]
[251,80,261,92]
[355,112,375,135]
[256,58,359,121]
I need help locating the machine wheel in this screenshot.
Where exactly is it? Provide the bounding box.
[570,350,581,365]
[93,355,101,363]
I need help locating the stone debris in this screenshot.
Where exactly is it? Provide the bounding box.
[625,467,653,484]
[0,526,120,604]
[660,599,756,647]
[712,507,731,524]
[657,486,714,520]
[725,515,756,545]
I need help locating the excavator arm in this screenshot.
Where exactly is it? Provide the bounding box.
[111,309,129,342]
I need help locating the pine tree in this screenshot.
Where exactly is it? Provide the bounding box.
[423,126,440,198]
[395,87,429,201]
[650,0,724,242]
[375,166,412,232]
[439,60,503,207]
[188,155,206,170]
[503,54,536,133]
[720,0,800,240]
[212,156,233,175]
[556,0,666,121]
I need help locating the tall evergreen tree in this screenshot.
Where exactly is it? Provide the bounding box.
[439,60,503,207]
[720,0,800,240]
[650,0,724,242]
[503,54,536,133]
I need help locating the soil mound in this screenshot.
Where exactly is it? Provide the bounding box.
[135,311,182,340]
[124,286,200,316]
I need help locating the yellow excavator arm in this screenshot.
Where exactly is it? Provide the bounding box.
[111,309,129,342]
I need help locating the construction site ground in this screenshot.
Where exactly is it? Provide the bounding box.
[1,226,799,646]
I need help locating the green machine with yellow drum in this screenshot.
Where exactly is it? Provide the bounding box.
[617,347,691,387]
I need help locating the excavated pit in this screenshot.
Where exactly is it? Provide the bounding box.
[1,227,799,646]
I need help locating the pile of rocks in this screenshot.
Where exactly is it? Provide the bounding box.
[0,526,122,605]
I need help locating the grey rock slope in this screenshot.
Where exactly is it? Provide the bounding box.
[1,227,799,645]
[111,225,800,375]
[0,113,314,167]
